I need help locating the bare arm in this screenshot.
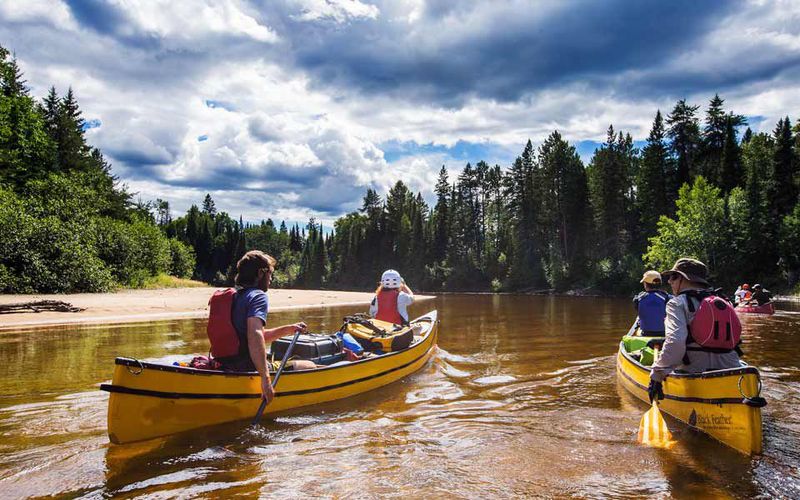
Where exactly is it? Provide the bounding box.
[247,317,274,402]
[400,281,414,296]
[262,322,307,343]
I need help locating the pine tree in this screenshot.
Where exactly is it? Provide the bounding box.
[666,99,701,195]
[56,87,89,172]
[432,165,450,263]
[202,193,217,217]
[700,94,727,183]
[503,140,542,289]
[771,117,799,217]
[719,115,743,194]
[587,125,629,260]
[538,131,589,289]
[0,47,55,187]
[636,111,669,238]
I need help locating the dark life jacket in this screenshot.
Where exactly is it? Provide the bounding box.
[206,288,242,359]
[636,290,670,332]
[682,289,743,358]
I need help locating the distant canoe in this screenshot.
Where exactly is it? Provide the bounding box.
[736,303,775,315]
[101,311,439,444]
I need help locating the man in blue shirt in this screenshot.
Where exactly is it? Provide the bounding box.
[227,250,314,404]
[633,270,672,335]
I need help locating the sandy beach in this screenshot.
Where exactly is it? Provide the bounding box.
[0,288,434,329]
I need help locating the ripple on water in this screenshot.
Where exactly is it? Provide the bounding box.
[2,296,799,498]
[472,374,517,385]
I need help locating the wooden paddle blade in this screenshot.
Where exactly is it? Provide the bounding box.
[637,401,675,449]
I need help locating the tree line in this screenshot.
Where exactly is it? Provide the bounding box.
[2,40,799,294]
[0,46,194,292]
[165,93,800,294]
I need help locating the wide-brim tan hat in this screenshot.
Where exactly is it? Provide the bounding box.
[660,257,709,286]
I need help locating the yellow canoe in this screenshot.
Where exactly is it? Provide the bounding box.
[616,331,765,455]
[101,311,438,444]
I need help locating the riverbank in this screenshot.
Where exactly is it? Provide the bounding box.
[0,288,434,330]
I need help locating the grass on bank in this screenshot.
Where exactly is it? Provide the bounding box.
[132,273,208,290]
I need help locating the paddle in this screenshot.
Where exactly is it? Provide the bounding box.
[251,329,301,426]
[637,347,675,448]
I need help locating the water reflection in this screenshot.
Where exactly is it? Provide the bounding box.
[0,295,798,497]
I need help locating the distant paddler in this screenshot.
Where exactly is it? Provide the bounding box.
[633,270,672,336]
[370,269,415,325]
[648,258,743,402]
[744,284,772,306]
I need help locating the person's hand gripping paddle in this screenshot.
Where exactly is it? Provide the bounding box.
[251,329,301,426]
[638,347,675,448]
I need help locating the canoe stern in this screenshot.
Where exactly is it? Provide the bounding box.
[616,342,764,455]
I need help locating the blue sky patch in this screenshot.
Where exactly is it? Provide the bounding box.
[82,119,102,131]
[197,135,208,142]
[381,139,517,168]
[205,99,235,111]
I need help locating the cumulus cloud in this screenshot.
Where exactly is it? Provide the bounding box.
[1,0,799,224]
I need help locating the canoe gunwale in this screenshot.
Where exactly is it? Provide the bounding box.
[99,343,434,400]
[617,341,764,406]
[619,340,759,380]
[107,311,437,379]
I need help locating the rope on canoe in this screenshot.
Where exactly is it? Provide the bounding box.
[0,300,85,314]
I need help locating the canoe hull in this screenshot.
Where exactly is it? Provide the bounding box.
[616,341,764,454]
[102,311,438,444]
[736,303,775,315]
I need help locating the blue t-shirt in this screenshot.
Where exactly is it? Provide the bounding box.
[232,288,268,357]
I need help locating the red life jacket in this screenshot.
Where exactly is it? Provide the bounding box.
[375,288,404,325]
[207,288,240,358]
[685,290,742,352]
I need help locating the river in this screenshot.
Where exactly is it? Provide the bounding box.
[0,295,798,498]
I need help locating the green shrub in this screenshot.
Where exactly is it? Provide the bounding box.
[0,189,114,292]
[168,239,196,278]
[94,216,171,287]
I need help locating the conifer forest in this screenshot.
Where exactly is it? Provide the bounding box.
[2,46,800,294]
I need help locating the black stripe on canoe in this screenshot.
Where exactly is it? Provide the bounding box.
[616,356,753,405]
[100,346,432,400]
[112,316,436,378]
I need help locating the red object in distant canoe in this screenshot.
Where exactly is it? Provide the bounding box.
[736,303,775,315]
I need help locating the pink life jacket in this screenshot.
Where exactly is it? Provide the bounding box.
[375,288,405,325]
[207,288,240,358]
[685,291,742,352]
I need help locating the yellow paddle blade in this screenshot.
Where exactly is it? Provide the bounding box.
[637,400,675,449]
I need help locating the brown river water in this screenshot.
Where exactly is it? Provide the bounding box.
[1,295,799,498]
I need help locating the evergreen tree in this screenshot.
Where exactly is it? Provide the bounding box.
[719,114,743,194]
[202,193,217,217]
[637,111,670,240]
[666,99,701,195]
[0,46,55,188]
[537,131,589,289]
[587,125,630,260]
[56,87,89,172]
[432,165,450,263]
[736,133,777,280]
[699,94,727,183]
[503,140,542,288]
[771,117,799,217]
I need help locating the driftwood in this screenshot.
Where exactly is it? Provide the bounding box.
[0,300,85,314]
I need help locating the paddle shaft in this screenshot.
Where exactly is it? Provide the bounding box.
[252,329,301,426]
[652,346,661,406]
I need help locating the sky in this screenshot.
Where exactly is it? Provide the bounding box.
[2,0,800,225]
